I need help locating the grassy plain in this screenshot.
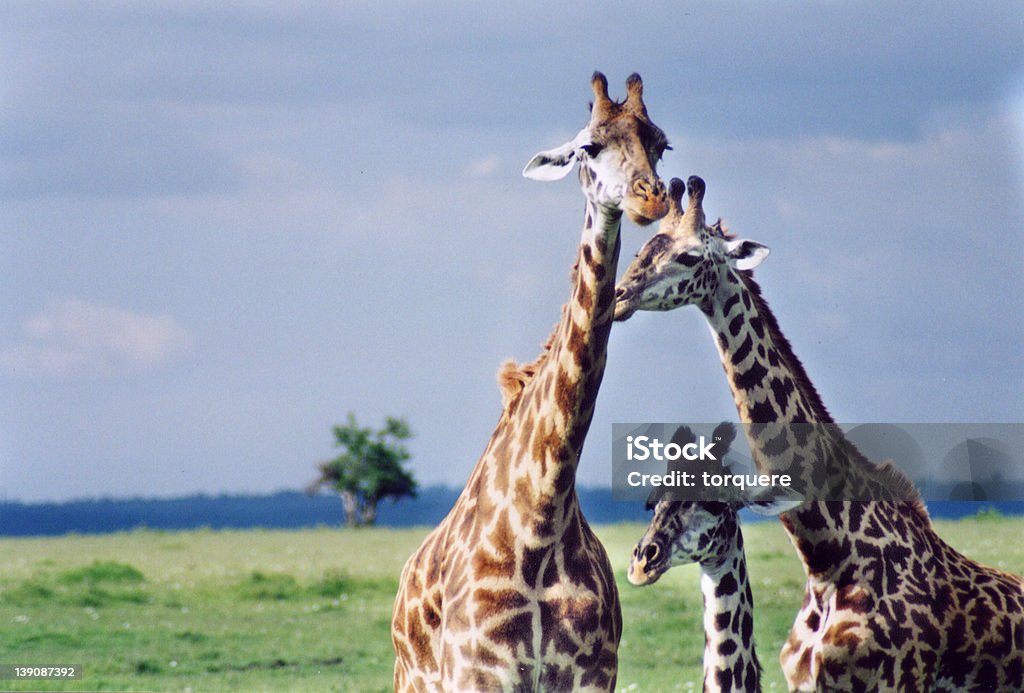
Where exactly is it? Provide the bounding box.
[1,514,1023,692]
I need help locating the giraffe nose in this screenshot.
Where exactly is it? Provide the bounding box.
[629,542,664,585]
[627,178,670,225]
[632,178,665,202]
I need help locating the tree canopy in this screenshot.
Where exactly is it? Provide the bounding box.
[308,413,417,527]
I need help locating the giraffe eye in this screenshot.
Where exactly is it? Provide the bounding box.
[580,143,604,158]
[676,251,701,267]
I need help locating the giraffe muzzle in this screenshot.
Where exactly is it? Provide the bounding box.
[613,286,639,322]
[624,178,669,226]
[628,542,664,585]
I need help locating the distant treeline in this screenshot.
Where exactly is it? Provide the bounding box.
[0,487,1021,537]
[0,487,641,537]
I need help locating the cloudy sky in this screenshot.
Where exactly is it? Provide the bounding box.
[2,2,1022,502]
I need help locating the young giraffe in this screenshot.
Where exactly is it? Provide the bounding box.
[628,423,800,693]
[391,72,670,692]
[614,177,1024,691]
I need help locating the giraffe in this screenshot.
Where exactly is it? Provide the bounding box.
[628,422,801,693]
[391,72,670,693]
[613,176,1024,691]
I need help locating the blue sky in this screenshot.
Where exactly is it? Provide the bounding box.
[2,2,1022,501]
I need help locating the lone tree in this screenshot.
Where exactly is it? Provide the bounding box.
[307,413,417,527]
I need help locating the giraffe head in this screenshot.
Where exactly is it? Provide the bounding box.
[523,72,670,226]
[614,176,770,320]
[628,423,799,585]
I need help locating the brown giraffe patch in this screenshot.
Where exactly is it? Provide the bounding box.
[406,606,438,672]
[553,366,575,418]
[459,642,503,669]
[554,464,575,496]
[575,280,594,312]
[541,663,575,690]
[473,587,529,621]
[458,666,503,692]
[824,621,862,653]
[567,320,587,367]
[486,610,535,658]
[835,583,871,613]
[472,543,515,580]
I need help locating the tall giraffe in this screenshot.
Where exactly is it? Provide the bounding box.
[628,423,800,693]
[391,72,670,693]
[614,176,1024,691]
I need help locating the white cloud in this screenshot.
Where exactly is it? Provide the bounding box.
[0,298,193,377]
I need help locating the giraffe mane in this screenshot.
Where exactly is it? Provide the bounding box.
[496,322,558,412]
[738,271,930,523]
[496,256,584,412]
[874,459,931,524]
[496,359,528,408]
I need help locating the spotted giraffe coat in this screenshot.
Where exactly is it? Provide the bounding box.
[614,175,1024,691]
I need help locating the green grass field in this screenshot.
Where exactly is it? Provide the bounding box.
[2,514,1023,692]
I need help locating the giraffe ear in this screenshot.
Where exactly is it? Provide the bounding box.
[724,239,770,271]
[522,128,592,181]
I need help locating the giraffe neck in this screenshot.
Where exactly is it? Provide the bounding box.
[702,270,846,486]
[521,197,622,462]
[702,270,928,572]
[472,198,621,535]
[705,272,832,429]
[700,531,761,693]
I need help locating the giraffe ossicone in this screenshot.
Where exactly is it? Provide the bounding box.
[392,71,669,693]
[614,175,1024,691]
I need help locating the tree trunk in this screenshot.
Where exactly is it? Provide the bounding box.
[340,491,359,528]
[360,501,377,527]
